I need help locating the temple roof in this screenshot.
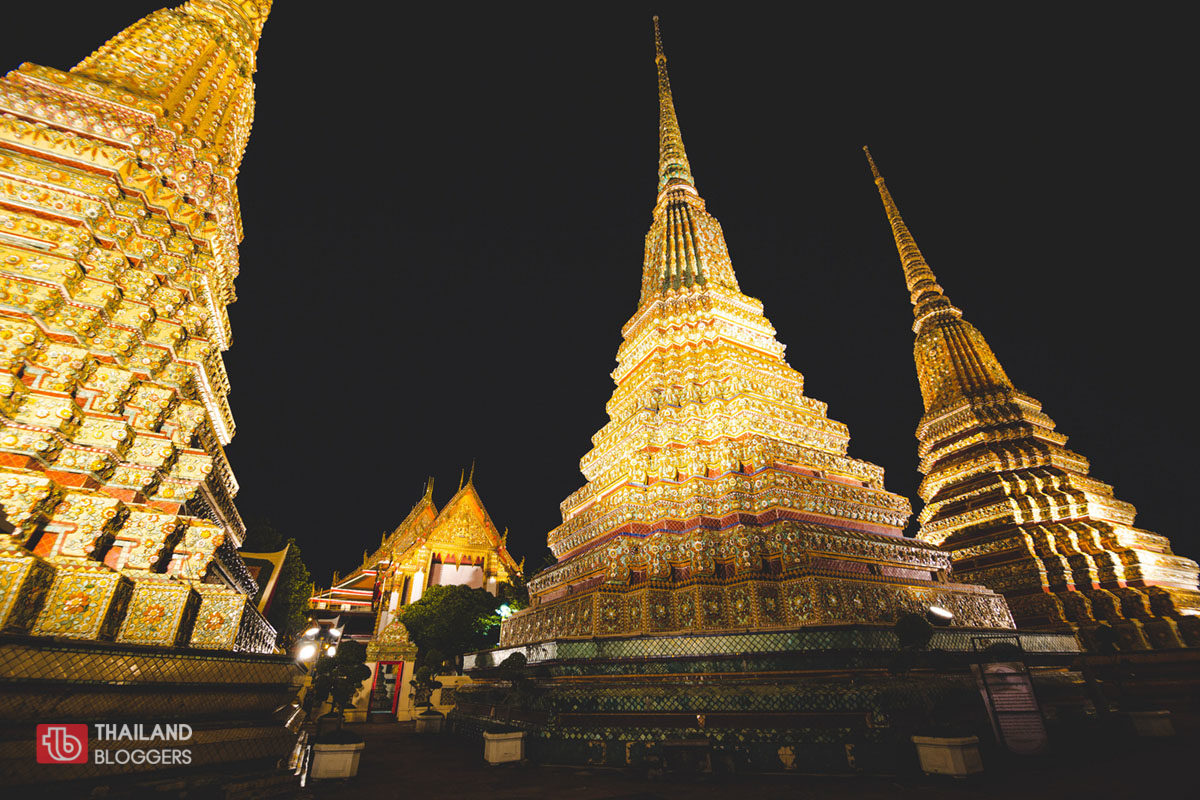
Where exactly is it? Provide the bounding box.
[320,473,520,596]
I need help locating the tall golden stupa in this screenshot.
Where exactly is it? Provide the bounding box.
[0,1,275,651]
[865,148,1200,649]
[499,21,1015,647]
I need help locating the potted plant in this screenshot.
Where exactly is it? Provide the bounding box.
[482,722,525,765]
[410,648,447,733]
[310,726,366,780]
[908,682,986,778]
[305,640,372,779]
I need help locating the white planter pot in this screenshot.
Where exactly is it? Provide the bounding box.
[415,711,444,733]
[483,731,525,765]
[1128,710,1174,737]
[310,742,365,779]
[912,735,983,777]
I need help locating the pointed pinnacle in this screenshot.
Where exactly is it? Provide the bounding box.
[865,150,962,332]
[653,17,696,195]
[863,145,882,181]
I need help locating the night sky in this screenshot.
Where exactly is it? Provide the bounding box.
[4,5,1194,586]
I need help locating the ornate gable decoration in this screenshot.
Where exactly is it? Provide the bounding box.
[366,618,416,662]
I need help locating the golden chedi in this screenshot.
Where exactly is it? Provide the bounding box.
[500,21,1015,647]
[865,147,1200,649]
[0,2,274,651]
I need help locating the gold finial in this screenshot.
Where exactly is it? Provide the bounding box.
[467,459,476,486]
[458,468,464,490]
[863,145,882,182]
[865,149,960,330]
[424,476,435,498]
[653,17,696,195]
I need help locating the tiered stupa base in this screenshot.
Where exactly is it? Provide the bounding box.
[457,626,1081,773]
[503,520,1017,647]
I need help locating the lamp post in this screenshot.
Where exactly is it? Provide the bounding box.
[295,620,343,666]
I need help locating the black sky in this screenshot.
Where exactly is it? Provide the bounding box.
[5,4,1194,585]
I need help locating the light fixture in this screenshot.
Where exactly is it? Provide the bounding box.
[304,626,319,637]
[927,605,954,625]
[297,643,317,661]
[497,604,512,619]
[330,628,342,638]
[326,645,338,657]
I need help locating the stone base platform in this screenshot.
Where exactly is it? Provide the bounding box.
[454,626,1083,773]
[0,633,304,788]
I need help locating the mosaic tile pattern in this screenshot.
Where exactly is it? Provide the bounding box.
[115,577,198,647]
[467,627,1079,670]
[30,561,131,640]
[0,545,53,632]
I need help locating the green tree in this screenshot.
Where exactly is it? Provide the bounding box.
[497,569,529,611]
[240,519,314,645]
[398,584,502,669]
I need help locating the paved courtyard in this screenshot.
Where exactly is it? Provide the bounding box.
[300,721,1195,800]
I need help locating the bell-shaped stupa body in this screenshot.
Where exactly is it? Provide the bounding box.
[865,148,1200,649]
[0,2,275,651]
[499,22,1014,646]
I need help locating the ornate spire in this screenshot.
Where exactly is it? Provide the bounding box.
[863,147,962,333]
[637,18,739,304]
[869,153,1200,639]
[653,17,695,196]
[865,147,1013,411]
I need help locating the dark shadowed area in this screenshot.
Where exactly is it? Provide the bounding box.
[3,4,1192,585]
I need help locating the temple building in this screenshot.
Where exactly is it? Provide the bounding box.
[497,20,1017,649]
[0,3,303,788]
[865,148,1200,649]
[309,473,521,720]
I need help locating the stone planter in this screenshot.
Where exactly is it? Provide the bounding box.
[483,730,525,764]
[414,710,445,733]
[912,735,983,777]
[1128,710,1174,737]
[310,742,365,779]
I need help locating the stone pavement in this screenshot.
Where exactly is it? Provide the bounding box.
[300,721,1195,800]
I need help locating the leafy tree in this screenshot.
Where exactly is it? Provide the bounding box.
[240,519,314,646]
[398,584,502,668]
[497,570,529,611]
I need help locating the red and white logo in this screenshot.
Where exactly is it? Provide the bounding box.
[36,724,88,764]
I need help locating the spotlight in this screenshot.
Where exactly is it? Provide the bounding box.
[927,606,954,626]
[304,626,319,637]
[330,628,342,638]
[297,643,317,662]
[497,604,512,619]
[326,645,338,657]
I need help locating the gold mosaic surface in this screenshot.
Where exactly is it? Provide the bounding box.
[502,21,1015,647]
[866,147,1200,648]
[0,3,275,652]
